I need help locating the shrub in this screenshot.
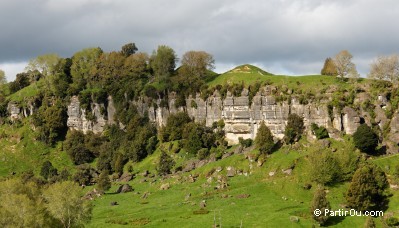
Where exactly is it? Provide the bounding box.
[40,161,58,180]
[284,113,304,144]
[238,137,253,148]
[353,124,378,154]
[255,121,274,154]
[310,186,330,226]
[311,123,329,139]
[346,163,389,211]
[157,151,175,175]
[197,148,209,160]
[97,169,111,192]
[309,150,341,185]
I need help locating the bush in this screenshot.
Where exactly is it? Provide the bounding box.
[284,113,304,144]
[255,121,274,154]
[310,186,330,226]
[309,150,341,185]
[40,161,58,180]
[353,124,378,154]
[97,169,111,192]
[386,217,399,227]
[197,148,209,160]
[238,137,253,148]
[160,112,192,142]
[311,123,329,140]
[346,163,389,211]
[157,151,175,175]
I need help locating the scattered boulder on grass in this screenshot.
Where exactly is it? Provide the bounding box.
[183,160,197,172]
[222,152,233,159]
[282,168,292,175]
[236,194,250,199]
[269,171,276,177]
[83,188,102,200]
[118,173,133,182]
[110,201,118,206]
[290,216,299,223]
[185,193,191,201]
[226,166,236,177]
[141,170,149,177]
[215,166,223,172]
[116,184,133,193]
[160,183,170,190]
[200,200,206,208]
[141,191,150,199]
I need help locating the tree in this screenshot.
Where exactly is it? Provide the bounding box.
[9,72,31,93]
[70,47,103,93]
[255,121,274,154]
[0,69,6,85]
[284,113,304,144]
[353,124,378,154]
[334,50,359,78]
[160,112,192,141]
[311,123,329,139]
[43,181,92,228]
[158,151,175,175]
[321,57,338,76]
[121,43,138,57]
[97,169,111,192]
[368,55,399,82]
[346,163,389,211]
[181,50,215,78]
[309,150,341,185]
[40,161,58,180]
[150,45,177,87]
[25,53,61,77]
[310,186,331,226]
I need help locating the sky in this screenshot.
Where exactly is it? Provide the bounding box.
[1,0,399,82]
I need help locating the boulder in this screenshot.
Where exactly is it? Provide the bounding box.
[118,173,133,182]
[116,184,133,193]
[282,168,292,175]
[160,183,170,190]
[226,166,236,177]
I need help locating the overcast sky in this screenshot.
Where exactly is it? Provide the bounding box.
[1,0,399,81]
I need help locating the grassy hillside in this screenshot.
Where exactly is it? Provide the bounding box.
[208,64,364,93]
[87,138,396,227]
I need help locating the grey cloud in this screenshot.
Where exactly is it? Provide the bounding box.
[1,0,399,80]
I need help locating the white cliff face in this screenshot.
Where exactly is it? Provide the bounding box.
[67,96,111,134]
[62,89,398,152]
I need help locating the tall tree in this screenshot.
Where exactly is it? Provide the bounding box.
[321,57,338,76]
[368,55,399,82]
[25,53,61,77]
[70,47,103,93]
[284,113,304,144]
[181,50,215,78]
[353,124,378,154]
[150,45,177,87]
[255,121,274,154]
[43,181,92,228]
[0,69,6,85]
[310,186,331,226]
[158,151,175,175]
[121,43,138,57]
[97,169,111,192]
[346,163,389,211]
[334,50,359,78]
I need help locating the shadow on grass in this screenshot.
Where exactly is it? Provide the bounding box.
[325,215,346,227]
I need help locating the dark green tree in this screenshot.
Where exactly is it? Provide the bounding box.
[160,112,192,142]
[310,186,331,226]
[97,169,111,192]
[284,113,304,144]
[353,124,378,154]
[255,121,274,154]
[309,150,341,185]
[150,45,177,89]
[346,163,389,211]
[40,161,58,180]
[311,123,329,140]
[321,57,338,76]
[121,43,138,57]
[158,151,175,175]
